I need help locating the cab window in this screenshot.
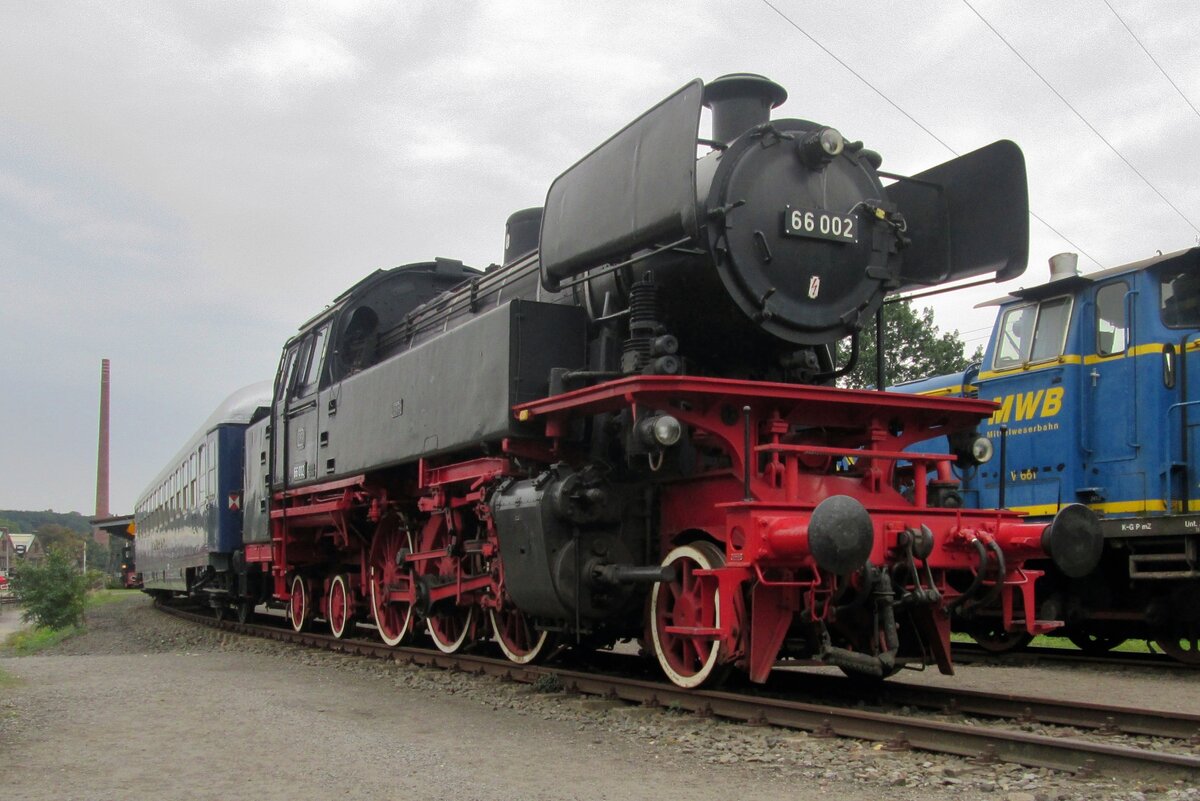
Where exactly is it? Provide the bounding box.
[993,303,1035,369]
[294,324,330,398]
[279,344,301,402]
[1029,296,1072,362]
[1161,269,1200,328]
[992,296,1072,369]
[1095,282,1128,356]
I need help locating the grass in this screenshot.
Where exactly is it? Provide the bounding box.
[1036,634,1155,654]
[0,588,136,656]
[4,625,83,655]
[952,631,1157,654]
[85,588,138,608]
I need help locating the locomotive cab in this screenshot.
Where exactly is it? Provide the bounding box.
[266,259,482,490]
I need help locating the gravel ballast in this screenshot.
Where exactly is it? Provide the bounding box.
[0,594,1197,801]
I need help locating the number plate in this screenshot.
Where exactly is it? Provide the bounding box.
[782,207,857,244]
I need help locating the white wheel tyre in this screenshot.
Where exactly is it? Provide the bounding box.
[649,541,727,689]
[328,574,354,639]
[370,565,413,647]
[288,575,309,633]
[427,605,477,654]
[489,608,551,664]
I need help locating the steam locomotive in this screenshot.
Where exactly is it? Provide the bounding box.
[898,247,1200,664]
[135,74,1102,687]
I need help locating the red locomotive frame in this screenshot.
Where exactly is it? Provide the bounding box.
[248,375,1056,685]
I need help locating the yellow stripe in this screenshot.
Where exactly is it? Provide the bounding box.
[915,385,963,397]
[980,340,1200,377]
[1006,499,1200,516]
[1082,341,1200,364]
[1006,503,1073,516]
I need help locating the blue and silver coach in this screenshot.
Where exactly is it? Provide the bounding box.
[134,382,272,601]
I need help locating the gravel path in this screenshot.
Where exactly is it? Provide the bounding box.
[0,594,1196,801]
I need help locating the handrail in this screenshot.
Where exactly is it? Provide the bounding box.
[752,444,956,464]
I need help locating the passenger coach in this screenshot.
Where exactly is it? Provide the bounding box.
[135,383,272,602]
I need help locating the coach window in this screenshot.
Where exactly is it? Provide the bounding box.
[1096,282,1128,357]
[198,445,206,501]
[206,433,217,499]
[190,452,198,509]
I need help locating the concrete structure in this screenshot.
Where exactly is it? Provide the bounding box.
[90,514,136,586]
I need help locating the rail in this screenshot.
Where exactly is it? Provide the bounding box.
[156,602,1200,778]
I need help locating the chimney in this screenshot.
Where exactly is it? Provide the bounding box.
[701,73,788,146]
[95,358,110,519]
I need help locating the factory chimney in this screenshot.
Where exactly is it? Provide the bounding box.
[95,358,111,519]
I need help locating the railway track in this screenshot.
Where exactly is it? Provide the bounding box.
[767,669,1200,740]
[157,602,1200,779]
[953,642,1196,670]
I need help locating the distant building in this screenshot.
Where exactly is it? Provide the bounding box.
[90,515,138,588]
[0,530,44,575]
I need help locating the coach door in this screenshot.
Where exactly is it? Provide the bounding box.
[276,323,330,488]
[1085,280,1137,466]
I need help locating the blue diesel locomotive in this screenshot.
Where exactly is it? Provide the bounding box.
[899,248,1200,663]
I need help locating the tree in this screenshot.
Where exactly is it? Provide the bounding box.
[86,537,109,574]
[35,523,84,559]
[9,545,89,629]
[836,300,975,389]
[0,510,91,535]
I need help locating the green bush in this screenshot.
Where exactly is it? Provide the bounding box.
[9,546,89,630]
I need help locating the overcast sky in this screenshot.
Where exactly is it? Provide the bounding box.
[2,0,1198,516]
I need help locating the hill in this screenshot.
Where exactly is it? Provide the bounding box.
[0,509,92,535]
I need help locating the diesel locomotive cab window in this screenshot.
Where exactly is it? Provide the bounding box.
[993,303,1035,369]
[1095,282,1129,356]
[1029,297,1072,362]
[1161,270,1200,328]
[992,296,1072,369]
